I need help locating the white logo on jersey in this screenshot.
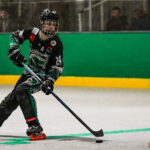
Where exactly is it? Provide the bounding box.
[32,28,39,35]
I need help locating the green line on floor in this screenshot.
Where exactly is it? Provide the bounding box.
[0,128,150,145]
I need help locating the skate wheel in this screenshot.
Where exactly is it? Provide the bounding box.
[30,134,40,141]
[42,133,46,139]
[30,133,46,140]
[39,133,46,139]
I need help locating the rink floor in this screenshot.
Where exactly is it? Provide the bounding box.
[0,85,149,150]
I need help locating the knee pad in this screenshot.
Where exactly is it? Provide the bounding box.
[15,88,29,102]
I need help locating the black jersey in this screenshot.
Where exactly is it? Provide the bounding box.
[10,27,63,82]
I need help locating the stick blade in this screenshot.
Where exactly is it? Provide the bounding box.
[92,129,104,137]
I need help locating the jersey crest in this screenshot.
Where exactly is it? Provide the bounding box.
[51,40,57,46]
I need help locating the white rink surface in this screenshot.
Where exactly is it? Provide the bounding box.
[0,85,150,150]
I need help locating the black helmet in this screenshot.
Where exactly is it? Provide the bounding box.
[40,9,59,38]
[40,9,58,23]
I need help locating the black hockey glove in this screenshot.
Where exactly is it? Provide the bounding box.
[41,79,54,95]
[8,47,27,67]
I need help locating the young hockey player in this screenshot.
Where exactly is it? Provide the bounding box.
[0,8,63,140]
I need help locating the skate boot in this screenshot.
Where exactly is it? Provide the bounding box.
[26,125,46,140]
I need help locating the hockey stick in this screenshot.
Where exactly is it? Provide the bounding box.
[23,63,104,137]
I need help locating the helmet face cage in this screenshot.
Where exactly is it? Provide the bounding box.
[40,9,59,38]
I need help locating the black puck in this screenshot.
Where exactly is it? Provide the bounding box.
[95,140,103,143]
